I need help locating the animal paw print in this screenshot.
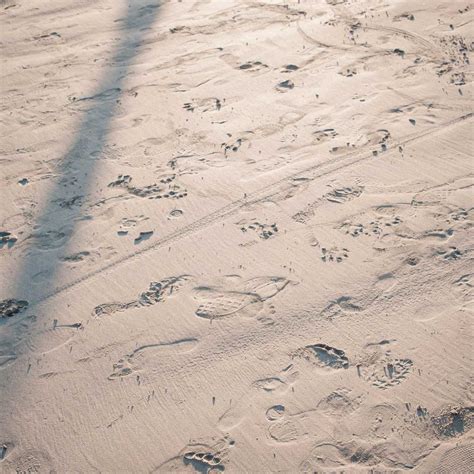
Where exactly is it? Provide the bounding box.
[239,221,279,240]
[341,223,366,237]
[158,174,176,185]
[222,137,243,155]
[109,359,133,379]
[108,174,132,188]
[440,247,463,260]
[321,246,349,263]
[448,208,469,222]
[454,274,472,289]
[313,128,337,143]
[339,68,357,77]
[341,216,402,237]
[366,129,391,151]
[239,60,268,71]
[362,218,396,236]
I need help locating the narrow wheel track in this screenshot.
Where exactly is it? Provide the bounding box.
[33,112,473,305]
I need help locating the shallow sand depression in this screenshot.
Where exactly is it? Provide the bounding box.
[0,0,473,472]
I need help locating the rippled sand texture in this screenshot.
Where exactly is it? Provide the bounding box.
[0,0,473,472]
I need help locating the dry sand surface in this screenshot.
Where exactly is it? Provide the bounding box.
[1,0,473,472]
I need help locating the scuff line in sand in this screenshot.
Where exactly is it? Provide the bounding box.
[31,112,473,305]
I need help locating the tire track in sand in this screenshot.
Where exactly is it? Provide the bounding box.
[30,112,473,305]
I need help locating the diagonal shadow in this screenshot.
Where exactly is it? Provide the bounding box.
[7,0,161,305]
[0,2,163,454]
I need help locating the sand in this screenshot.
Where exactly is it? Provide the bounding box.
[0,0,473,472]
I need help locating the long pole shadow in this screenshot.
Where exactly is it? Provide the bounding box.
[7,1,161,306]
[0,1,162,428]
[1,1,163,456]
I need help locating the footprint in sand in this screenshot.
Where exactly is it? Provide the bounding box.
[268,418,307,443]
[93,275,191,317]
[438,246,463,260]
[429,406,474,439]
[325,185,364,204]
[1,312,83,364]
[252,364,299,393]
[152,437,233,473]
[108,338,198,381]
[275,80,294,92]
[221,137,244,156]
[317,388,362,417]
[218,366,298,431]
[291,343,349,370]
[0,299,30,368]
[447,208,470,223]
[300,440,376,472]
[320,295,363,319]
[252,377,287,392]
[3,449,55,473]
[265,405,285,421]
[134,230,153,244]
[27,227,71,251]
[358,349,413,390]
[0,231,18,249]
[453,273,473,301]
[265,405,307,443]
[237,60,268,72]
[340,215,402,238]
[320,246,350,263]
[0,299,29,319]
[264,403,316,444]
[292,185,364,224]
[183,97,222,113]
[313,128,338,144]
[193,276,291,320]
[364,403,406,440]
[338,67,357,77]
[168,209,184,219]
[281,64,299,73]
[61,246,116,265]
[108,174,187,200]
[237,220,279,241]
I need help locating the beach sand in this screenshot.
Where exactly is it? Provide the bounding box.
[0,0,473,472]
